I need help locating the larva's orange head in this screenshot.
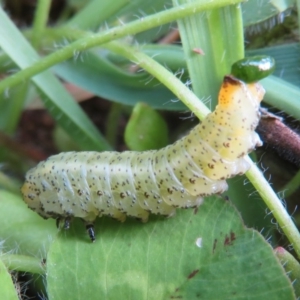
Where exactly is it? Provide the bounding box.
[218,75,265,108]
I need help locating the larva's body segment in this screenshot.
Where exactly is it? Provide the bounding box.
[21,75,265,240]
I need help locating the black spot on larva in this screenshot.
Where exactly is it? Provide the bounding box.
[189,178,195,184]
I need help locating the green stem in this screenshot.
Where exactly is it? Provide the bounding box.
[0,0,242,95]
[246,157,300,259]
[1,254,46,275]
[31,0,51,48]
[275,247,300,296]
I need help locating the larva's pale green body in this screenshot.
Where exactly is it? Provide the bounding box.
[21,76,265,239]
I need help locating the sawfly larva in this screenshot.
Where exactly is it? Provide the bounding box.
[21,56,274,242]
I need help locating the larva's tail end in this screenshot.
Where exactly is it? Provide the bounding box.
[20,181,30,203]
[21,181,44,214]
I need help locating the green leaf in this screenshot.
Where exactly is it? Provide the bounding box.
[262,75,300,121]
[169,229,294,299]
[125,102,169,150]
[47,197,295,300]
[247,44,300,86]
[0,259,19,300]
[1,253,46,275]
[0,190,56,257]
[242,0,294,27]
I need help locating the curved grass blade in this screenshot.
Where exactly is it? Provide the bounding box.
[242,0,294,27]
[53,47,187,110]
